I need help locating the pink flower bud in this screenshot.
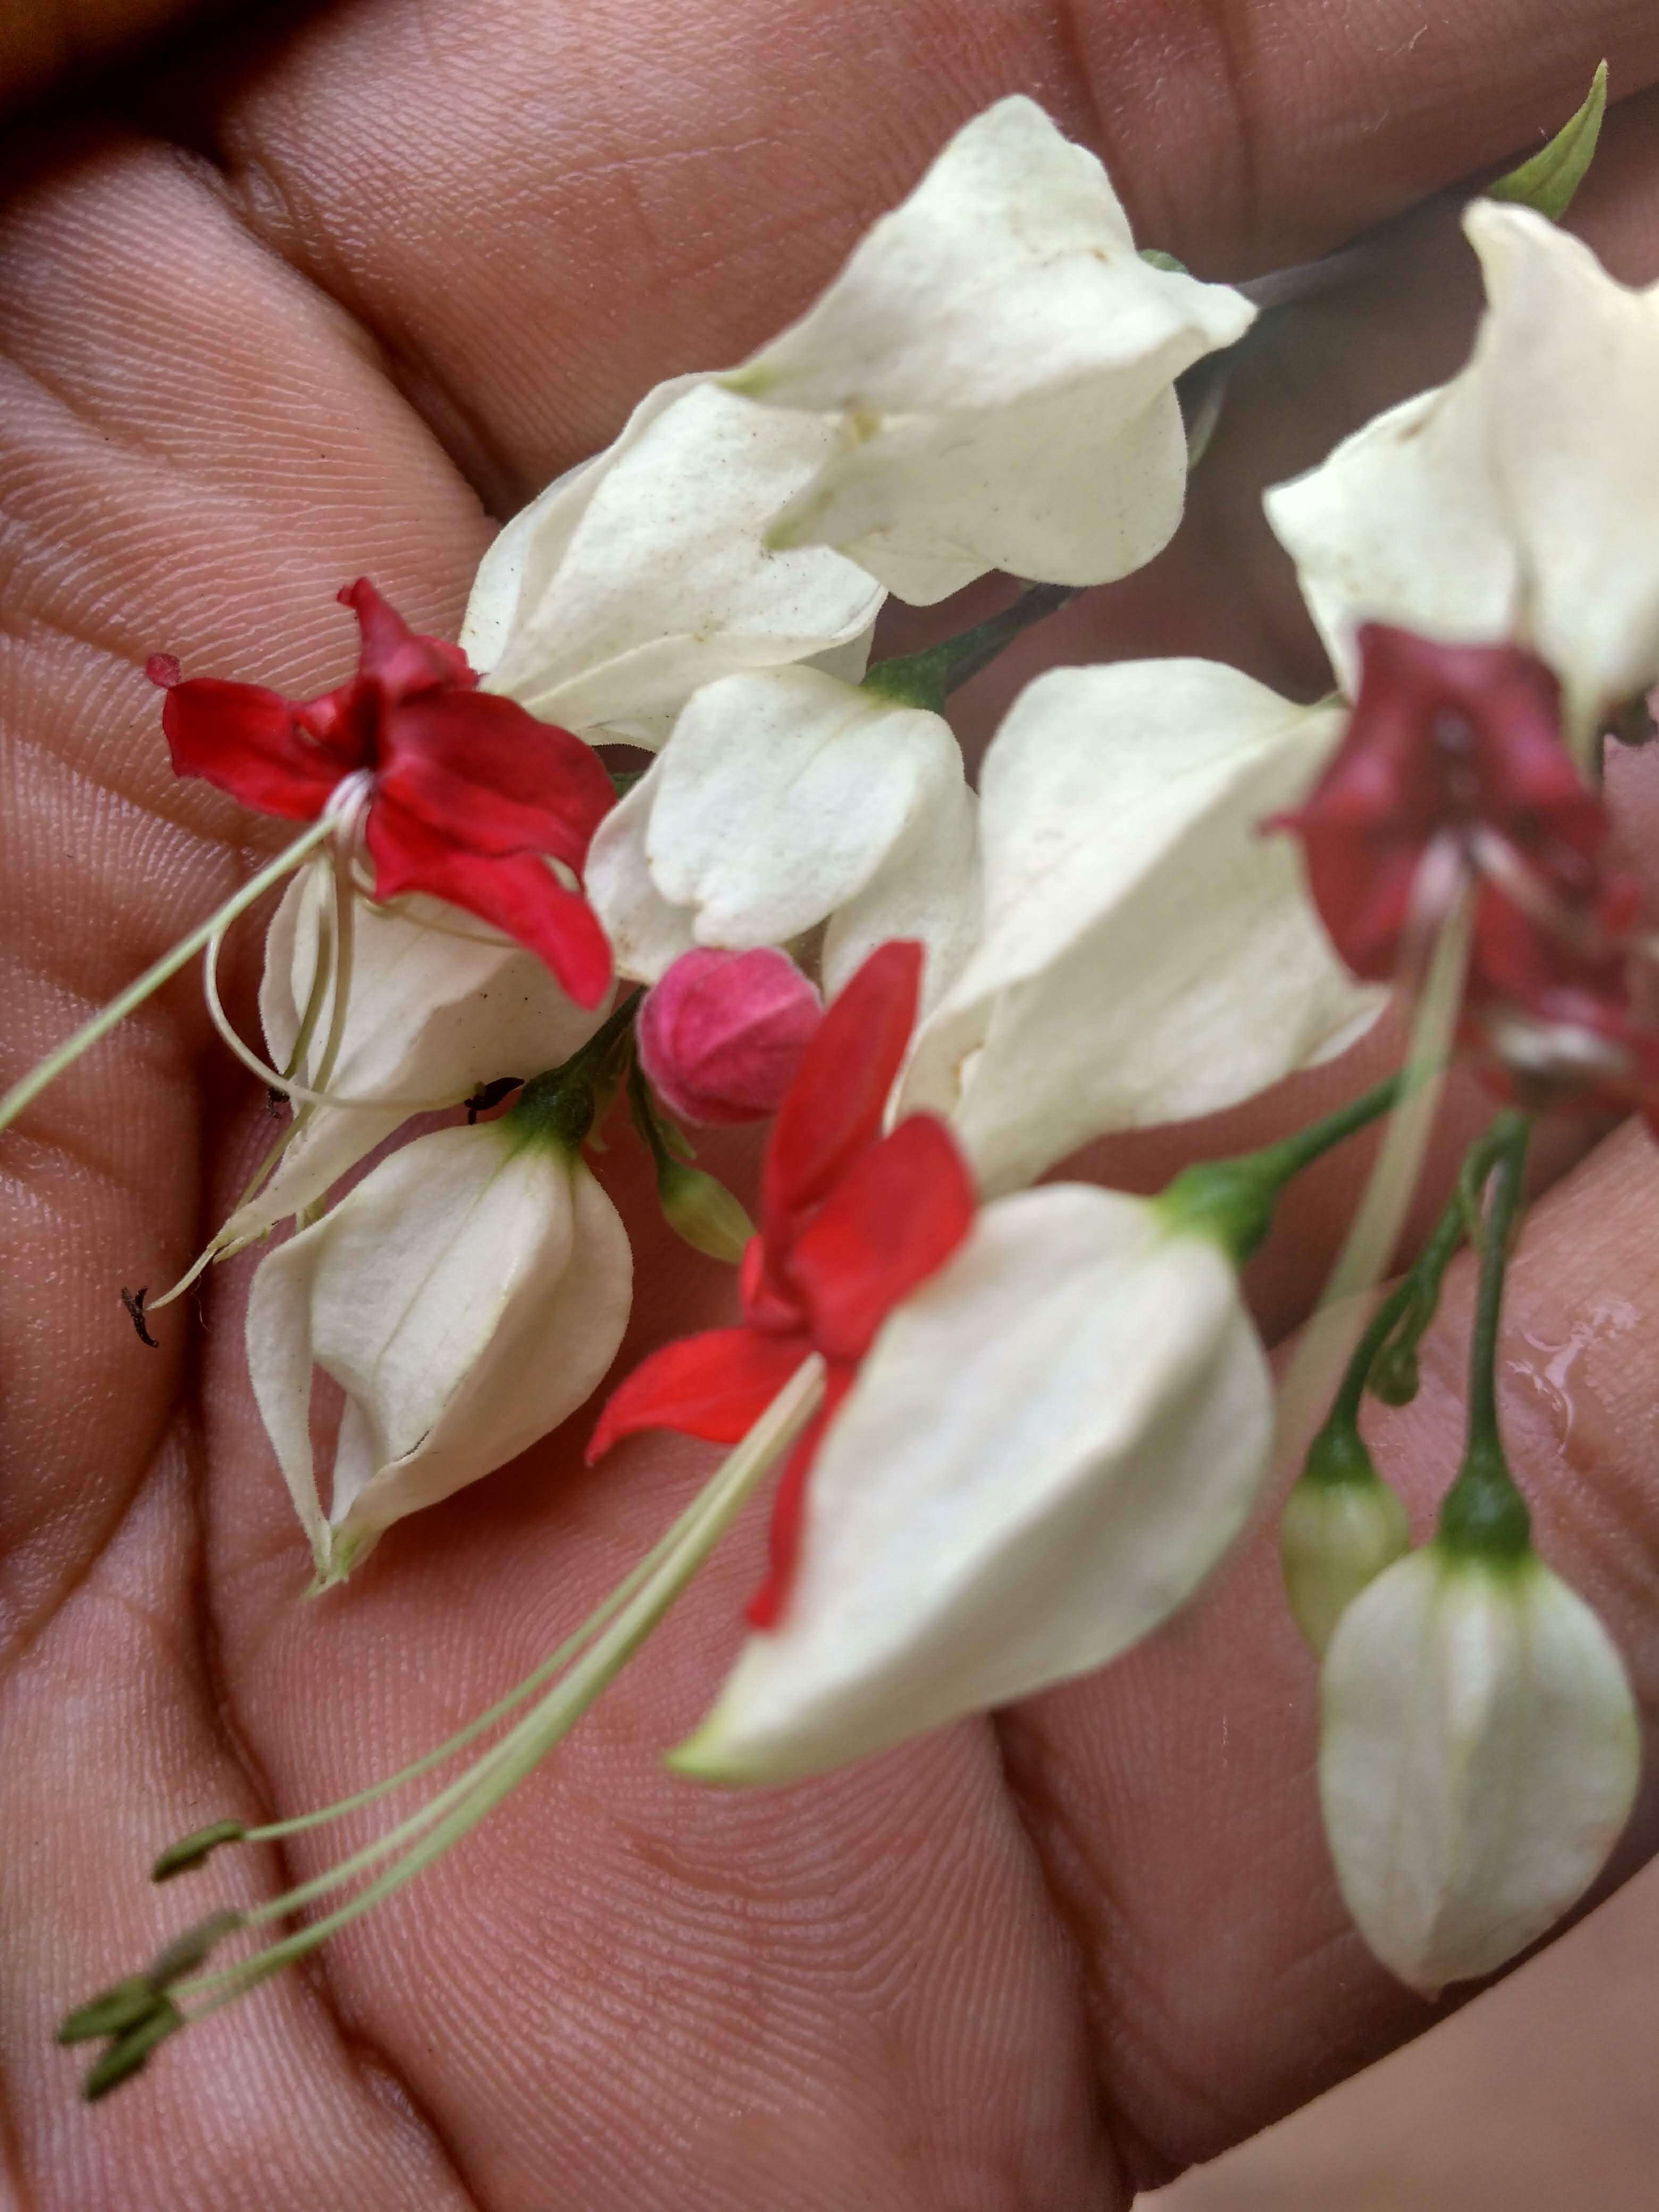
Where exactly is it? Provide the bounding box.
[637,948,823,1126]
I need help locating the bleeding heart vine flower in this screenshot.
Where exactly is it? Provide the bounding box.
[248,1065,633,1583]
[669,1175,1276,1784]
[584,665,979,1009]
[588,940,975,1627]
[1264,199,1659,749]
[898,658,1382,1196]
[722,95,1256,604]
[157,579,617,1007]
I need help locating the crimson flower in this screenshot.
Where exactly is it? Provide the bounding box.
[1275,624,1626,1008]
[152,580,617,1007]
[588,940,975,1627]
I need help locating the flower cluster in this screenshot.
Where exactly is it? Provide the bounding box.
[26,82,1659,2104]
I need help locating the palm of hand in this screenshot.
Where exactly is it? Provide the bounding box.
[6,6,1659,2205]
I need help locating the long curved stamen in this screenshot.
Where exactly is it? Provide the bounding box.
[0,817,334,1140]
[1274,885,1473,1471]
[166,1359,825,2020]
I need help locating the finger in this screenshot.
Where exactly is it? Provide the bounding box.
[996,1113,1659,2191]
[123,0,1659,507]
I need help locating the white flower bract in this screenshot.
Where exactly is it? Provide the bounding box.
[673,1184,1272,1783]
[228,870,604,1246]
[898,659,1384,1195]
[584,665,978,1009]
[462,378,882,742]
[1266,199,1659,741]
[246,1117,632,1582]
[1319,1546,1641,1994]
[721,96,1256,604]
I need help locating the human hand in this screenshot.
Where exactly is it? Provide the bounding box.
[5,6,1659,2203]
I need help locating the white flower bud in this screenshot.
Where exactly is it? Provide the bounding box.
[723,96,1255,604]
[246,1112,632,1582]
[1279,1427,1411,1657]
[1320,1546,1640,1994]
[673,1183,1272,1784]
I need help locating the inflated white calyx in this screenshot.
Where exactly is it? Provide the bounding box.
[722,96,1255,605]
[462,376,882,744]
[673,1183,1272,1783]
[1320,1545,1640,1993]
[247,1112,631,1582]
[584,665,978,1010]
[226,870,603,1245]
[1266,200,1659,744]
[898,659,1384,1196]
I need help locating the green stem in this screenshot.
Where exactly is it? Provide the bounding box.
[1438,1112,1533,1560]
[0,817,332,1139]
[860,583,1083,714]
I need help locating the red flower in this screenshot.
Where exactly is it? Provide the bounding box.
[1275,624,1624,1007]
[588,941,976,1627]
[153,580,617,1007]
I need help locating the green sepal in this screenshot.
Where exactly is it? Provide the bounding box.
[1488,62,1607,222]
[1154,1158,1277,1263]
[1139,247,1189,274]
[1436,1437,1533,1563]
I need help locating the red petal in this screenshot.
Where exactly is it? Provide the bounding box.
[365,799,614,1008]
[785,1114,975,1362]
[378,690,615,867]
[745,1363,855,1630]
[340,578,475,701]
[161,678,343,820]
[586,1328,811,1462]
[763,940,924,1244]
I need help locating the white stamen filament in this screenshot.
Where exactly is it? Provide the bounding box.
[0,817,338,1141]
[170,1358,826,2017]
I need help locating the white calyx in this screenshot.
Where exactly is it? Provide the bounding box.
[720,95,1255,604]
[584,665,978,1011]
[246,1113,632,1582]
[898,658,1384,1196]
[1266,199,1659,745]
[673,1183,1272,1783]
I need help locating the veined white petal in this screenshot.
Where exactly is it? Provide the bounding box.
[723,96,1253,602]
[473,381,883,740]
[246,1123,631,1579]
[230,872,601,1242]
[676,1185,1271,1782]
[899,660,1382,1195]
[1320,1547,1640,1993]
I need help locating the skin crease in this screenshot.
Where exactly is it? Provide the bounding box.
[5,5,1659,2206]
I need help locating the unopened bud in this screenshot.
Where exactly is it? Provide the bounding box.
[1280,1423,1411,1655]
[1368,1338,1420,1406]
[1320,1544,1639,1993]
[638,948,822,1127]
[657,1161,756,1264]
